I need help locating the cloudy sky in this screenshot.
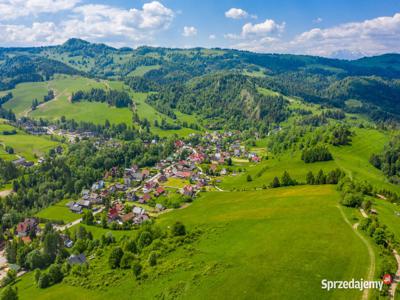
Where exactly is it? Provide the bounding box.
[0,0,399,58]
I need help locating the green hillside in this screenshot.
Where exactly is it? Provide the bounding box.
[15,186,369,300]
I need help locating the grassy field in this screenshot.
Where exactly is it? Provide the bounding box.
[220,128,400,194]
[3,82,49,116]
[0,121,59,161]
[28,76,134,125]
[35,199,83,223]
[128,65,161,77]
[3,75,201,136]
[15,185,370,299]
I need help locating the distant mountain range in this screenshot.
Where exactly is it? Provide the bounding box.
[1,38,400,123]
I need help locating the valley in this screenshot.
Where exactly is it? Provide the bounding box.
[0,38,399,300]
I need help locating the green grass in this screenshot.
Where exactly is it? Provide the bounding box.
[0,122,59,161]
[128,65,160,77]
[15,185,370,299]
[28,76,134,125]
[220,128,400,194]
[35,199,83,223]
[3,82,49,116]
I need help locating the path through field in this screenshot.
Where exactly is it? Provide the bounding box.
[390,250,400,299]
[337,205,375,300]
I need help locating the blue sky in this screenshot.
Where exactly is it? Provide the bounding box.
[0,0,399,58]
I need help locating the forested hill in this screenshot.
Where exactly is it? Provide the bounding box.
[1,38,400,122]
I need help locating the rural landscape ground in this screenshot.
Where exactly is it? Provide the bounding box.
[0,35,399,300]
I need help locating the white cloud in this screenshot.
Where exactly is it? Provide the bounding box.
[182,26,197,37]
[225,8,248,19]
[0,0,80,19]
[209,34,216,40]
[292,12,400,56]
[227,13,400,58]
[225,19,285,40]
[0,1,175,46]
[242,19,285,37]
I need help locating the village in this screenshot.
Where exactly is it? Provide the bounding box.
[0,129,264,281]
[62,131,263,229]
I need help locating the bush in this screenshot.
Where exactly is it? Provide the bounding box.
[48,264,63,284]
[340,192,363,207]
[148,251,157,267]
[171,222,186,237]
[120,252,135,269]
[109,247,124,269]
[0,286,18,300]
[38,273,51,288]
[132,262,142,279]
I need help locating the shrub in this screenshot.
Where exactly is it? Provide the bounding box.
[132,262,142,279]
[109,247,124,269]
[171,222,186,237]
[148,251,157,267]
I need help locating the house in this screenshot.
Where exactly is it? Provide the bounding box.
[175,140,185,148]
[115,183,126,191]
[12,157,33,167]
[108,207,119,221]
[81,189,90,197]
[126,192,138,202]
[155,186,165,197]
[158,174,168,182]
[67,254,86,265]
[142,193,151,203]
[176,171,192,179]
[133,214,150,225]
[155,203,165,212]
[91,180,104,191]
[69,203,83,214]
[77,200,91,209]
[141,169,150,178]
[220,168,227,175]
[120,212,135,223]
[123,176,132,186]
[21,236,32,244]
[133,206,146,215]
[64,239,74,248]
[181,185,194,197]
[16,218,38,237]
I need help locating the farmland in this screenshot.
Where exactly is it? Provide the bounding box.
[0,121,59,161]
[15,185,370,300]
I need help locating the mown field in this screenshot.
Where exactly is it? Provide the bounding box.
[35,199,83,223]
[15,185,370,299]
[3,75,200,137]
[220,127,400,194]
[0,121,59,161]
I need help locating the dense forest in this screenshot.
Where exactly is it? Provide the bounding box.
[370,135,400,184]
[1,39,400,123]
[71,88,132,108]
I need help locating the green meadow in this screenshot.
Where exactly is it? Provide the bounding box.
[220,127,400,194]
[15,185,370,299]
[35,199,83,223]
[128,65,161,77]
[4,75,200,136]
[0,121,59,161]
[3,82,50,116]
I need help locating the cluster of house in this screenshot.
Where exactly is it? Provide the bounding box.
[107,202,153,225]
[15,218,39,244]
[12,157,34,168]
[66,182,105,213]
